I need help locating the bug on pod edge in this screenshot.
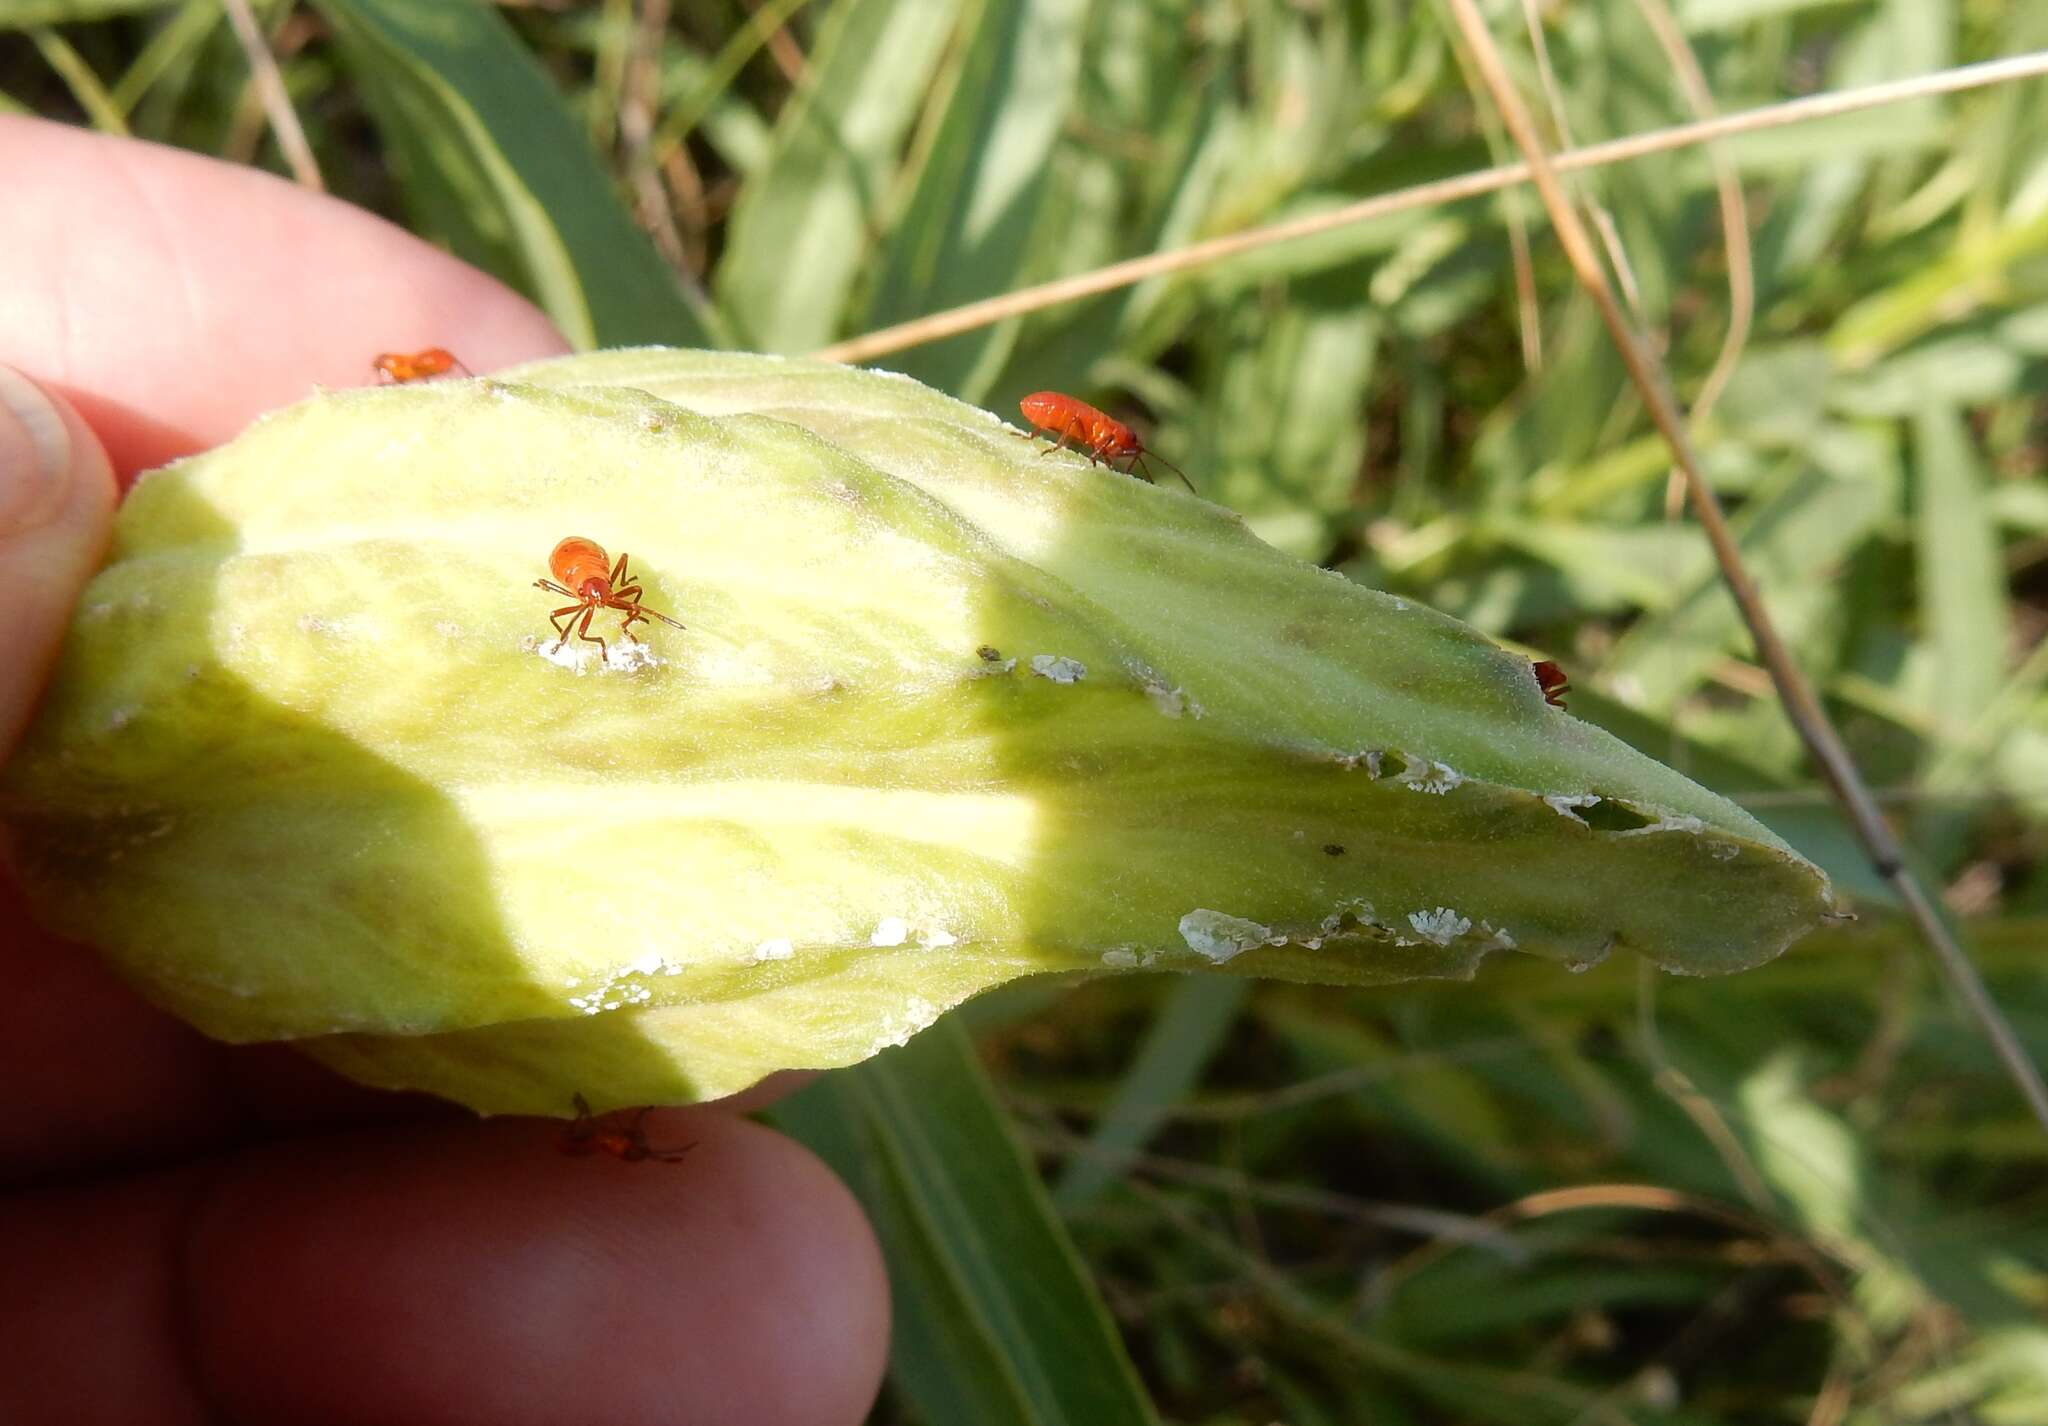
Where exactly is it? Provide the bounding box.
[372,348,470,383]
[557,1094,693,1164]
[1017,390,1195,492]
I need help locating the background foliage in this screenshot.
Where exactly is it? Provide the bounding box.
[7,0,2048,1421]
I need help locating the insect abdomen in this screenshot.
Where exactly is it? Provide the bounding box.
[549,536,612,592]
[1019,391,1096,443]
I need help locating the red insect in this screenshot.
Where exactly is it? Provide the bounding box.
[372,347,471,383]
[1532,659,1570,709]
[558,1094,693,1164]
[1017,390,1195,492]
[535,537,687,658]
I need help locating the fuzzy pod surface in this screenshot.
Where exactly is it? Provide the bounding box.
[0,350,1836,1115]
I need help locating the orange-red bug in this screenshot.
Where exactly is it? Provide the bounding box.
[1532,659,1570,708]
[1017,390,1195,493]
[557,1094,693,1164]
[372,347,471,383]
[534,536,686,659]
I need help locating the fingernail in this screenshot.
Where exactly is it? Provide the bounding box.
[0,364,73,533]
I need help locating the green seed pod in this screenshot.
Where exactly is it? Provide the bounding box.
[1,350,1834,1115]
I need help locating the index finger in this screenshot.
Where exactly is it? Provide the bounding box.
[0,115,571,480]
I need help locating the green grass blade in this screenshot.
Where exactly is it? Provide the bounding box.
[28,26,129,134]
[714,0,960,352]
[1196,297,1381,557]
[647,0,814,165]
[772,1016,1156,1426]
[860,0,1088,397]
[107,0,219,120]
[1,0,173,24]
[1600,429,1897,713]
[1913,402,2009,723]
[313,0,720,349]
[1911,401,2012,860]
[1053,977,1249,1211]
[1829,208,2048,367]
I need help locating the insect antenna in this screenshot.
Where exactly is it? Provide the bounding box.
[1135,451,1197,494]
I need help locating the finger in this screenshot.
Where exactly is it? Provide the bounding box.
[0,1111,890,1426]
[0,115,569,480]
[0,372,802,1163]
[0,116,565,1162]
[0,368,116,750]
[0,370,238,1178]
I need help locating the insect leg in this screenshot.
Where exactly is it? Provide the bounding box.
[565,1093,598,1141]
[548,603,588,648]
[576,604,608,661]
[609,552,630,586]
[597,588,645,641]
[626,1106,694,1162]
[556,1093,599,1154]
[608,587,685,631]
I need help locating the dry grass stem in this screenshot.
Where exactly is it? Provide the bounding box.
[1438,0,2048,1137]
[1026,1120,1525,1254]
[741,0,808,82]
[649,0,816,170]
[1517,0,1650,328]
[621,0,689,268]
[1450,12,1545,371]
[811,52,2048,365]
[1638,962,1777,1213]
[1630,0,1755,518]
[220,0,323,192]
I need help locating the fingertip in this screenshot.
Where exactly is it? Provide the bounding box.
[1,115,570,478]
[189,1111,889,1425]
[0,366,116,753]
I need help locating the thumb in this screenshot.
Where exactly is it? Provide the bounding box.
[0,365,116,755]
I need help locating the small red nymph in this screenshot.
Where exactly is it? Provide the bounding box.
[535,536,686,658]
[372,348,471,383]
[1017,390,1195,492]
[1532,659,1570,709]
[557,1094,693,1164]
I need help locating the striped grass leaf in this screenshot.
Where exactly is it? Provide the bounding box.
[1,0,175,25]
[1052,976,1250,1211]
[714,0,960,352]
[1909,402,2012,861]
[313,0,721,349]
[1600,429,1897,713]
[772,1016,1157,1426]
[1193,294,1381,558]
[860,0,1089,399]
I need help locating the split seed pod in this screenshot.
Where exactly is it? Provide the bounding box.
[0,350,1835,1115]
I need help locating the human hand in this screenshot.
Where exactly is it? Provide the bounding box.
[0,115,887,1425]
